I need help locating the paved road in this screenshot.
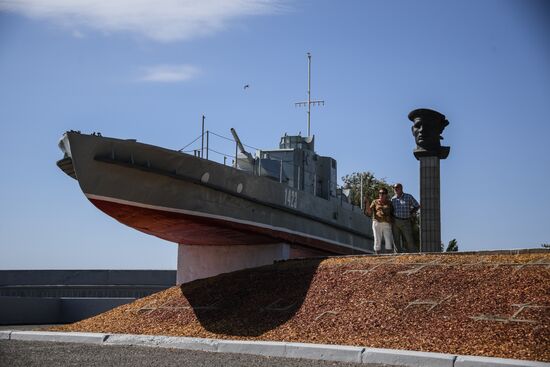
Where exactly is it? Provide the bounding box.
[0,340,387,367]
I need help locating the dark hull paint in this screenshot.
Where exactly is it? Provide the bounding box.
[89,196,363,255]
[60,132,374,255]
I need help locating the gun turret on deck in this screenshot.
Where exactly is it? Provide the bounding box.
[231,128,255,172]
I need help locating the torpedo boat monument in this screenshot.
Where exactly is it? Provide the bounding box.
[57,55,374,284]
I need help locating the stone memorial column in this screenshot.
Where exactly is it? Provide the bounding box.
[408,109,450,253]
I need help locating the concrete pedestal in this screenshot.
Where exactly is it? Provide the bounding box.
[419,156,441,252]
[177,243,290,285]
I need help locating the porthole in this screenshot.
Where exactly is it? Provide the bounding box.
[236,183,243,193]
[201,172,210,183]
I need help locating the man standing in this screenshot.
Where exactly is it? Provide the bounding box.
[391,183,420,252]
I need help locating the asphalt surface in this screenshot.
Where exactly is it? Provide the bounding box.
[0,340,387,367]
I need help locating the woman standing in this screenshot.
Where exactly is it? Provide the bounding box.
[365,187,395,254]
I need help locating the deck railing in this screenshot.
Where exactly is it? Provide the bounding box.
[178,130,358,210]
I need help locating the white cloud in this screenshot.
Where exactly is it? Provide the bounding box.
[0,0,285,42]
[138,64,200,83]
[71,30,85,38]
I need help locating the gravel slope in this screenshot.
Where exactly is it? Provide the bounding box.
[52,252,550,362]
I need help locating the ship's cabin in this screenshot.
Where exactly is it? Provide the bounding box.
[236,134,337,200]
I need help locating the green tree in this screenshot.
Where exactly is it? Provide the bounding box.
[446,238,459,252]
[341,171,394,207]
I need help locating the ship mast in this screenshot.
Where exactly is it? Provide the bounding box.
[295,52,324,137]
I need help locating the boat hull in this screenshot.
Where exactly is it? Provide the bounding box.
[59,132,374,255]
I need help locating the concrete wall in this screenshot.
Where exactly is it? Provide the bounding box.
[0,297,135,325]
[58,298,135,324]
[0,270,176,286]
[0,270,175,325]
[0,297,60,325]
[177,243,290,284]
[0,270,176,298]
[0,285,170,298]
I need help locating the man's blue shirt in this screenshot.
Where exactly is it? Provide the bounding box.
[391,193,419,219]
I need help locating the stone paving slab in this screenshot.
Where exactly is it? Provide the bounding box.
[0,330,12,340]
[104,334,219,352]
[10,330,107,344]
[362,348,456,367]
[217,339,287,358]
[285,342,364,363]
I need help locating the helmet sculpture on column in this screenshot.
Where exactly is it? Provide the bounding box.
[408,108,450,160]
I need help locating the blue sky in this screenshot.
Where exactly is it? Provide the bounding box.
[1,0,549,269]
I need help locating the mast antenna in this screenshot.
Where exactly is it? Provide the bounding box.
[295,52,324,137]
